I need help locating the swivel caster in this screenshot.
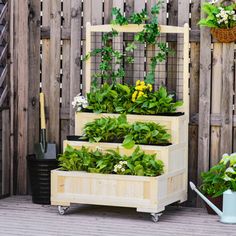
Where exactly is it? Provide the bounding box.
[58,206,69,215]
[150,213,162,223]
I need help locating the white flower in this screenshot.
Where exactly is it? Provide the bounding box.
[72,93,89,112]
[209,0,218,4]
[121,168,125,172]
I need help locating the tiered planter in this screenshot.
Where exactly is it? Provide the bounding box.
[51,23,189,222]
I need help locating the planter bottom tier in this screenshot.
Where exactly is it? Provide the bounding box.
[51,168,187,215]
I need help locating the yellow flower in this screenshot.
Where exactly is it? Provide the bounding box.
[147,84,153,92]
[137,91,144,98]
[136,80,141,86]
[140,81,145,86]
[135,85,143,91]
[132,91,138,102]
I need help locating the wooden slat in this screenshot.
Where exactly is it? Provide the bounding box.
[210,44,222,166]
[69,0,82,134]
[91,0,103,86]
[41,0,51,139]
[112,0,124,84]
[124,0,134,85]
[82,0,91,94]
[197,0,212,195]
[61,0,71,150]
[188,0,200,207]
[133,0,145,83]
[2,109,10,195]
[166,0,177,92]
[28,0,40,154]
[16,0,29,194]
[104,0,113,24]
[48,0,61,147]
[220,43,234,155]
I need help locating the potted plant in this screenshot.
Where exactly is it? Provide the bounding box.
[200,152,236,214]
[200,162,227,214]
[198,0,236,43]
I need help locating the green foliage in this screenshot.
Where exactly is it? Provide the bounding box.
[82,114,171,148]
[58,145,164,177]
[122,122,171,149]
[83,114,129,143]
[200,152,236,197]
[85,83,182,115]
[200,163,228,197]
[129,86,183,115]
[220,153,236,192]
[198,2,236,29]
[86,83,133,113]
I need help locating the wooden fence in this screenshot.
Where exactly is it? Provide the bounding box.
[0,0,10,198]
[7,0,236,206]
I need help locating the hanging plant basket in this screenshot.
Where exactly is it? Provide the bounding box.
[211,26,236,43]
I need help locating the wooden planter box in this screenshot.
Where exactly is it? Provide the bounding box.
[51,168,187,214]
[75,112,188,145]
[63,140,187,174]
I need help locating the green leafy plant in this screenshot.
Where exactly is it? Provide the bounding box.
[86,83,133,113]
[122,122,171,149]
[85,83,182,115]
[200,163,228,197]
[200,152,236,197]
[220,153,236,191]
[129,86,183,115]
[198,1,236,29]
[82,114,129,143]
[58,145,164,177]
[82,114,171,148]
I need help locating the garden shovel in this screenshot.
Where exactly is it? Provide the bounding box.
[34,93,57,159]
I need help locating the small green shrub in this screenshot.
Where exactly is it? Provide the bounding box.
[58,145,164,177]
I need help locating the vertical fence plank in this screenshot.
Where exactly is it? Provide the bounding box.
[133,0,145,83]
[167,0,177,92]
[16,0,29,194]
[198,0,212,200]
[41,0,51,137]
[28,0,40,154]
[91,0,103,86]
[112,0,124,84]
[188,0,200,207]
[2,110,10,195]
[124,0,134,85]
[69,0,82,134]
[82,0,91,94]
[104,0,113,24]
[48,0,61,147]
[220,43,234,155]
[61,0,71,148]
[210,44,222,166]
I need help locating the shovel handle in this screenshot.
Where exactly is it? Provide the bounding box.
[40,93,46,129]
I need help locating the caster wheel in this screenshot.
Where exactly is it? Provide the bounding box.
[58,206,69,215]
[150,213,162,223]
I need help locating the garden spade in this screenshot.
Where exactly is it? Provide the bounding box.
[190,182,236,224]
[34,93,56,159]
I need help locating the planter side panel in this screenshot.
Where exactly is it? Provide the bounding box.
[75,112,187,144]
[51,170,159,211]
